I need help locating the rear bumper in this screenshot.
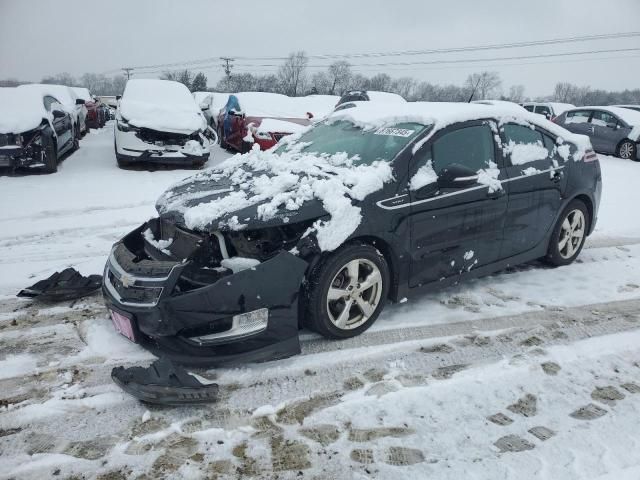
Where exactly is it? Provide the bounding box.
[102,222,307,367]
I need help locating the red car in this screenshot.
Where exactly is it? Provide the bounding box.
[73,87,104,129]
[217,93,337,152]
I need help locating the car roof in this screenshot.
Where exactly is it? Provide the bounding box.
[329,101,592,151]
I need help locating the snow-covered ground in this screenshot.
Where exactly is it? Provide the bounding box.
[0,124,639,479]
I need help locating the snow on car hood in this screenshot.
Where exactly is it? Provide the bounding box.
[119,79,206,134]
[157,143,393,251]
[0,87,50,134]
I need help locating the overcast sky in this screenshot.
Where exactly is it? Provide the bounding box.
[1,0,639,97]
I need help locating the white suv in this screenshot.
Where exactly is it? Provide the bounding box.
[521,102,575,121]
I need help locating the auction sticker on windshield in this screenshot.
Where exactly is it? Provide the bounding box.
[374,127,416,137]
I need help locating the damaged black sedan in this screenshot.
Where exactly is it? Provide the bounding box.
[103,102,601,367]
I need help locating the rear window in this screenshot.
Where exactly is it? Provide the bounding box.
[535,106,552,118]
[523,105,534,112]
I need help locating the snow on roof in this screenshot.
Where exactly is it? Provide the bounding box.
[193,91,212,105]
[18,84,77,108]
[233,92,338,119]
[211,92,230,115]
[119,79,206,134]
[366,91,406,103]
[255,118,307,134]
[545,102,575,115]
[0,87,50,134]
[329,101,592,155]
[472,100,527,112]
[72,87,92,102]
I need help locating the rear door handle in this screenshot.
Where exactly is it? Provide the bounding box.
[487,188,505,199]
[551,170,564,183]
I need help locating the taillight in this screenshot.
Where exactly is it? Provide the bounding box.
[583,149,598,162]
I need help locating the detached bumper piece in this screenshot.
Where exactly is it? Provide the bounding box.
[18,267,102,302]
[111,357,219,405]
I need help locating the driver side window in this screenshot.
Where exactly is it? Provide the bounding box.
[431,124,496,173]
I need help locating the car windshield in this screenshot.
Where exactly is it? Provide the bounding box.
[277,120,427,164]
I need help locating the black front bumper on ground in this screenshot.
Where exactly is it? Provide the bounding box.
[102,222,308,367]
[117,149,209,166]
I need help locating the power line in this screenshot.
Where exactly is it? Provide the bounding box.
[105,31,640,75]
[129,47,640,75]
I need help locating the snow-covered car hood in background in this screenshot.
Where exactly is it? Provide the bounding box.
[119,79,206,134]
[0,87,50,134]
[157,139,393,251]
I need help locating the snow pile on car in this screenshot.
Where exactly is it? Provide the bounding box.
[255,118,308,134]
[158,143,393,251]
[504,140,549,165]
[119,79,206,134]
[72,87,92,102]
[233,92,338,119]
[18,84,79,111]
[0,87,51,134]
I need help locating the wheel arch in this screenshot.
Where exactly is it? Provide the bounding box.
[615,137,637,157]
[571,193,595,235]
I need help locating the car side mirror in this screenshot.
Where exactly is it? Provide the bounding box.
[52,110,66,119]
[75,98,85,105]
[437,163,478,189]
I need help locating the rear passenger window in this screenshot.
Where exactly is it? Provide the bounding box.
[565,110,591,124]
[523,105,534,112]
[432,125,495,173]
[502,124,549,166]
[591,111,618,128]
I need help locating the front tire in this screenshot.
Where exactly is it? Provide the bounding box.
[304,244,389,339]
[617,140,638,161]
[544,199,589,266]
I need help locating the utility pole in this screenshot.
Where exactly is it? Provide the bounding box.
[220,57,234,79]
[122,67,133,80]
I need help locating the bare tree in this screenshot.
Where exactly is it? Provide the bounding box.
[464,71,502,100]
[348,74,370,91]
[391,77,417,100]
[507,85,526,103]
[278,51,308,96]
[309,71,331,94]
[553,82,577,103]
[41,72,76,86]
[327,61,352,95]
[368,73,392,92]
[191,72,208,92]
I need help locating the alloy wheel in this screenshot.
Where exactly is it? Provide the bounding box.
[326,258,383,330]
[619,142,633,159]
[558,209,586,259]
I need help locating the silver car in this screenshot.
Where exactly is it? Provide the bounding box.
[554,106,640,161]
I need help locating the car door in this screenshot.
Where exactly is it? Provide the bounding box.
[590,110,630,154]
[44,96,71,148]
[407,121,508,287]
[500,123,566,258]
[560,110,593,137]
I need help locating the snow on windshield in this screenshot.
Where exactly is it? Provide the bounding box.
[119,79,205,134]
[0,87,50,134]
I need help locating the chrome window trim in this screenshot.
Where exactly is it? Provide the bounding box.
[377,166,564,210]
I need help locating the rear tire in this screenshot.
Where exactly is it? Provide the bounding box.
[43,138,58,174]
[543,199,589,266]
[617,140,638,161]
[304,243,389,339]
